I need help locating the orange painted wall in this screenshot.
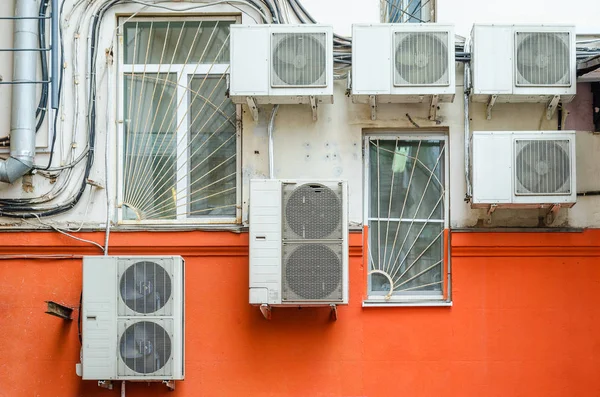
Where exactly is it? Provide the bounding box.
[1,230,600,397]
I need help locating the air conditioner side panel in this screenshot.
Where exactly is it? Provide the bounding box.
[172,257,185,380]
[341,181,349,304]
[352,24,391,95]
[82,257,117,380]
[472,25,513,95]
[249,179,282,305]
[472,132,512,204]
[230,26,269,99]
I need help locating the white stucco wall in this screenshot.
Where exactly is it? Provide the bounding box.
[0,0,598,230]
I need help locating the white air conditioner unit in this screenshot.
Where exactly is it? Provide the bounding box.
[81,256,184,383]
[472,131,576,208]
[249,179,348,307]
[471,24,576,103]
[351,23,455,106]
[229,25,333,107]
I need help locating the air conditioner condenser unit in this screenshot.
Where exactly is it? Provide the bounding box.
[249,179,349,308]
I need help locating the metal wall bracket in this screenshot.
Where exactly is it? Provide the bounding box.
[260,304,272,320]
[369,95,377,120]
[98,381,113,390]
[429,94,439,121]
[45,300,73,320]
[309,96,318,121]
[330,304,338,321]
[485,204,498,225]
[163,380,175,391]
[546,95,561,120]
[486,94,498,120]
[246,97,259,122]
[544,204,561,225]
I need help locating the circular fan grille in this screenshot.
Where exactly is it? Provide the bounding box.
[272,34,326,86]
[516,33,570,85]
[285,184,341,239]
[119,321,172,374]
[120,261,172,314]
[395,32,448,85]
[516,141,570,194]
[285,244,342,300]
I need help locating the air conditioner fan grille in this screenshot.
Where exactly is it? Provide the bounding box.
[515,139,571,195]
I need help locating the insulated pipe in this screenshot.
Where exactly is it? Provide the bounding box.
[51,0,59,109]
[463,37,472,201]
[0,0,38,183]
[268,105,279,179]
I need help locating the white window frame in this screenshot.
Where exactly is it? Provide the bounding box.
[115,15,242,225]
[363,132,451,306]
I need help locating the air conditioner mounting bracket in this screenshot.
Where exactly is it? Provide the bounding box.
[163,380,175,391]
[369,95,377,120]
[546,95,561,120]
[429,94,439,121]
[544,204,561,225]
[246,97,259,122]
[310,95,318,121]
[485,204,498,224]
[330,304,338,321]
[260,304,272,320]
[98,381,113,390]
[486,94,498,120]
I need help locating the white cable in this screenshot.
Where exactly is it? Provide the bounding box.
[104,51,113,256]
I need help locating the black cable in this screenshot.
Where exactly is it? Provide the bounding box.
[77,290,82,344]
[36,0,50,132]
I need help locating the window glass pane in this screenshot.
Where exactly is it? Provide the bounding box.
[124,21,233,65]
[369,139,444,220]
[387,0,422,23]
[188,76,237,217]
[123,73,177,220]
[367,137,445,297]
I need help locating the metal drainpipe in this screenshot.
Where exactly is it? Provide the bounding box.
[0,0,38,183]
[463,37,473,201]
[268,105,279,179]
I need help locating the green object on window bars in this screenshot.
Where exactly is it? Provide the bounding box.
[392,146,409,173]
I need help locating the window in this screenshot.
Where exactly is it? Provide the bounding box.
[381,0,430,23]
[118,18,240,224]
[364,134,449,304]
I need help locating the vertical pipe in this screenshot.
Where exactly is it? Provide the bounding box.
[0,0,38,183]
[268,105,279,179]
[463,37,472,200]
[51,0,59,109]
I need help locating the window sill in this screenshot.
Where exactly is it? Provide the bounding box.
[362,300,452,308]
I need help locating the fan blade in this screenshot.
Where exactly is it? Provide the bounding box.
[396,49,415,66]
[518,50,537,67]
[121,325,153,359]
[275,40,300,67]
[141,351,162,373]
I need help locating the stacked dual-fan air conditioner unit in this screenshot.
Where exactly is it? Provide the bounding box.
[81,256,184,384]
[249,179,349,307]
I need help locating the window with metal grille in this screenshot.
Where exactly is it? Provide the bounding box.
[364,134,449,304]
[381,0,430,23]
[118,18,240,224]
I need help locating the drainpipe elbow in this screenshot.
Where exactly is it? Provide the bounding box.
[0,156,33,184]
